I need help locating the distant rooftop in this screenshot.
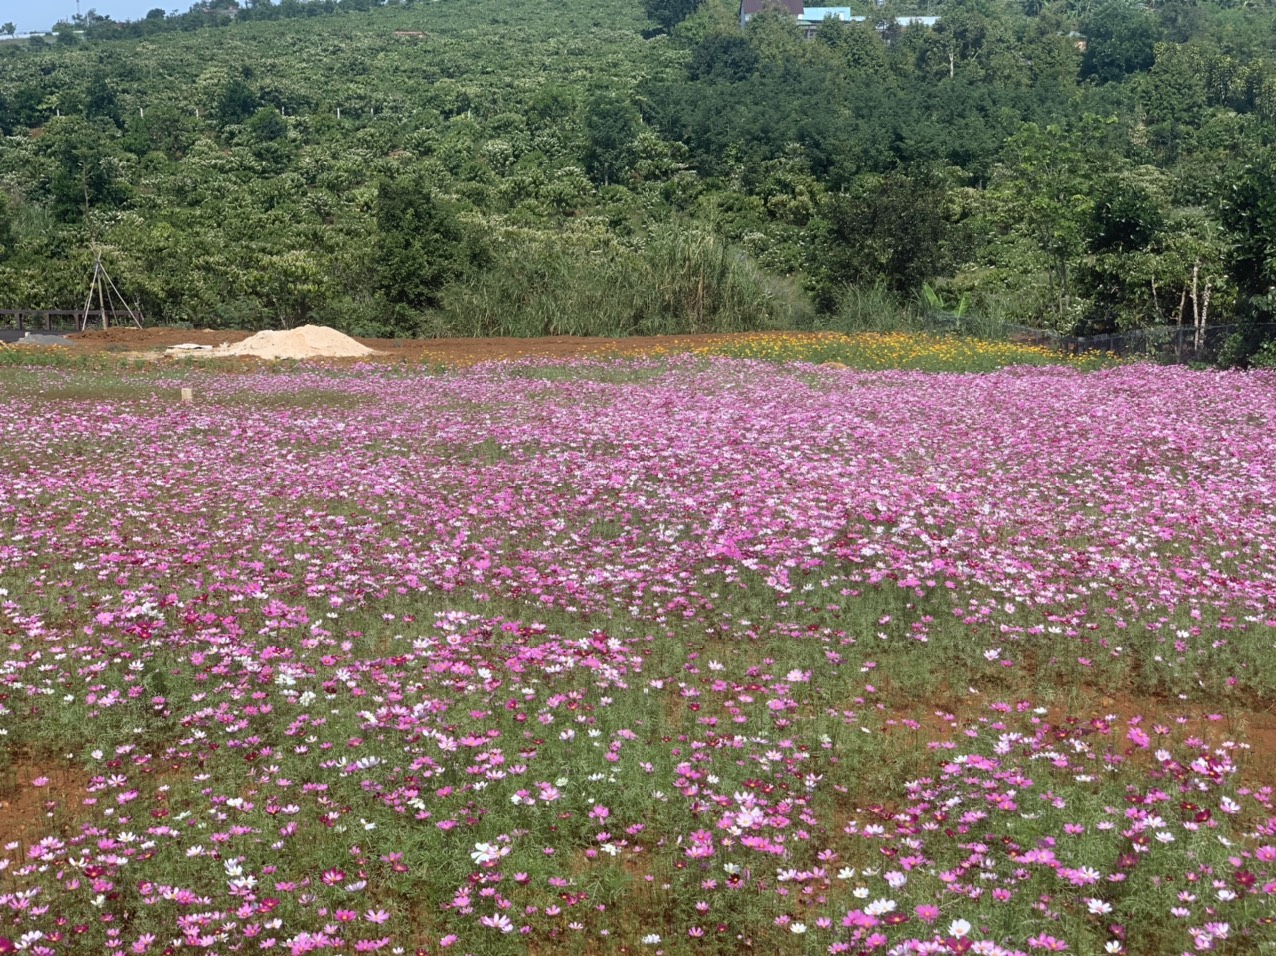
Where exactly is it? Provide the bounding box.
[740,0,886,30]
[801,6,854,20]
[740,0,805,19]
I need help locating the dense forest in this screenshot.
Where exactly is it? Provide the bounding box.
[1,0,1275,356]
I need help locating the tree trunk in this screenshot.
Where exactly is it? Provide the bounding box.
[1176,285,1187,362]
[1059,259,1069,320]
[1186,263,1198,350]
[1198,281,1212,352]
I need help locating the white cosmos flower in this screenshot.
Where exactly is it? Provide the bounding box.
[471,842,509,865]
[864,898,896,916]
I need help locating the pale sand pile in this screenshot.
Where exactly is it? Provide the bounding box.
[211,325,377,360]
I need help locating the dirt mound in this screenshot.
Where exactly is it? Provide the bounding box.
[214,325,377,360]
[70,327,747,365]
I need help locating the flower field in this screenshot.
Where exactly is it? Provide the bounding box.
[1,356,1275,956]
[667,332,1119,372]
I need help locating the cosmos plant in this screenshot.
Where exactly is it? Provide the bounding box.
[0,357,1274,955]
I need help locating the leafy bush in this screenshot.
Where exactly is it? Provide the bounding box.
[1250,338,1276,369]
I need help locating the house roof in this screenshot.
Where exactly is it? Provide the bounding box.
[741,0,806,18]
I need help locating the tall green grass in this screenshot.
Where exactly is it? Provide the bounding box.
[807,283,1019,340]
[438,225,811,337]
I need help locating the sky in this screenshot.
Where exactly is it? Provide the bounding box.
[0,0,172,33]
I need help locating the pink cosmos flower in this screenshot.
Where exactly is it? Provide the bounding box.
[1028,934,1070,951]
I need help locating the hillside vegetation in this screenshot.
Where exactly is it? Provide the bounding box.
[2,0,1276,356]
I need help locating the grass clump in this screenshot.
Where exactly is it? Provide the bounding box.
[440,224,809,338]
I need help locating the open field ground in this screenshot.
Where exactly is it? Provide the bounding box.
[11,328,1121,373]
[1,351,1275,956]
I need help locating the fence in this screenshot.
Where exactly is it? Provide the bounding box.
[0,309,143,334]
[925,314,1276,363]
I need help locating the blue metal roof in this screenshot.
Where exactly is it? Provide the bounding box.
[801,6,854,18]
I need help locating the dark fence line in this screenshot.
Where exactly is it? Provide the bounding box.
[0,309,143,333]
[925,314,1276,362]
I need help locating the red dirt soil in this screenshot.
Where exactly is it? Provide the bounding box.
[66,328,745,364]
[0,760,93,854]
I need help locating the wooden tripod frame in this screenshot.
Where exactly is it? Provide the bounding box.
[80,251,144,332]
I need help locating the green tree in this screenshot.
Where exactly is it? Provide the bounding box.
[1088,183,1161,256]
[247,106,287,141]
[0,22,15,36]
[1220,148,1276,324]
[0,85,46,134]
[1023,14,1082,93]
[526,85,575,129]
[806,169,952,310]
[744,8,803,64]
[1140,43,1207,159]
[373,174,487,315]
[582,93,639,186]
[644,0,702,33]
[1081,1,1161,83]
[919,8,994,82]
[39,117,132,223]
[1150,210,1230,340]
[246,107,294,169]
[121,105,198,158]
[688,33,759,82]
[673,0,743,42]
[989,122,1097,324]
[250,249,334,327]
[1157,0,1204,43]
[0,193,14,262]
[215,77,259,125]
[1076,172,1166,332]
[812,20,886,75]
[85,72,122,128]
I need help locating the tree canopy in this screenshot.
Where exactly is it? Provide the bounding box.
[0,0,1271,351]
